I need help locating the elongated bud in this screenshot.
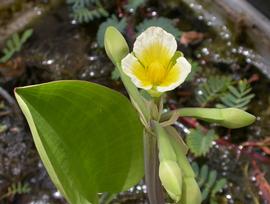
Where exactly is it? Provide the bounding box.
[165,127,195,178]
[181,177,202,204]
[159,160,182,202]
[104,26,129,65]
[154,122,176,162]
[219,108,256,128]
[164,107,256,129]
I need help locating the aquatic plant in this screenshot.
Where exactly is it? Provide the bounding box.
[67,0,108,23]
[196,76,254,110]
[0,29,33,63]
[187,128,218,157]
[191,162,227,204]
[14,26,256,204]
[196,75,232,107]
[0,182,31,200]
[216,80,255,110]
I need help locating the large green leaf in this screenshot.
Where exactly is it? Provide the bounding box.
[15,80,144,204]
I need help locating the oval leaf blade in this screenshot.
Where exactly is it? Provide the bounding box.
[15,80,144,204]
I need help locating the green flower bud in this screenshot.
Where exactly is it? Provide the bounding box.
[163,107,256,129]
[165,126,195,178]
[181,177,202,204]
[154,122,177,162]
[159,160,183,202]
[104,26,129,65]
[219,108,256,128]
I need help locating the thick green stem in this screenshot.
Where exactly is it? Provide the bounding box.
[144,129,165,204]
[161,108,222,122]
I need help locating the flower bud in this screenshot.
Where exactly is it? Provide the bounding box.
[154,122,177,162]
[159,160,183,202]
[181,177,202,204]
[219,108,256,128]
[104,26,129,65]
[170,107,256,129]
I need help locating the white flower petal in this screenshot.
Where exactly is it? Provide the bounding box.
[133,27,177,67]
[156,57,191,92]
[131,78,152,90]
[121,53,152,90]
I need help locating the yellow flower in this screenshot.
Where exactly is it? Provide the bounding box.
[121,26,191,96]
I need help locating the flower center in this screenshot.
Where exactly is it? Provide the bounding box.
[147,61,167,85]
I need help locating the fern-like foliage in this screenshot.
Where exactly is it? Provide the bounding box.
[1,182,31,199]
[192,162,227,203]
[216,80,255,110]
[186,128,218,157]
[97,15,127,47]
[124,0,145,11]
[72,6,108,23]
[67,0,108,23]
[0,29,33,63]
[136,17,181,39]
[196,76,232,107]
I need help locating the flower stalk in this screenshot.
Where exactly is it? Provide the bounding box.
[161,107,256,129]
[143,129,165,204]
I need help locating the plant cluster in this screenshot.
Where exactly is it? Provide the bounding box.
[14,26,256,204]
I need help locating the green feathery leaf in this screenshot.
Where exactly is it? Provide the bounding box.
[67,0,108,23]
[187,128,218,157]
[0,29,33,63]
[196,76,232,107]
[191,162,227,202]
[216,80,254,110]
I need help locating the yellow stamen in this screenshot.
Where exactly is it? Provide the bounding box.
[147,61,167,85]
